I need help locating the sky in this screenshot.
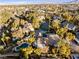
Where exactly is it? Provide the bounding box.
[0,0,78,5]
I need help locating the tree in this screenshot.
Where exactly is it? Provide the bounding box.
[51,20,60,30]
[59,44,71,57]
[21,46,34,59]
[57,40,71,57]
[56,27,68,38]
[32,18,41,29]
[1,32,10,46]
[0,10,12,24]
[66,32,75,41]
[27,37,35,44]
[34,48,42,56]
[62,11,74,23]
[11,19,20,31]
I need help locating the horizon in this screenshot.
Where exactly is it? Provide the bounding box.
[0,0,79,5]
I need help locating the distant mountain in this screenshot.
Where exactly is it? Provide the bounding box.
[64,0,79,4]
